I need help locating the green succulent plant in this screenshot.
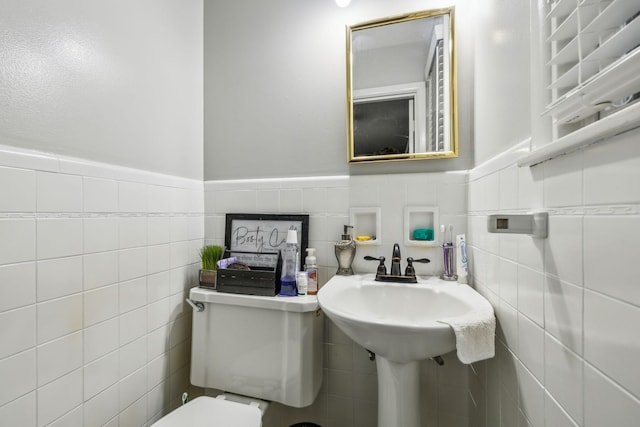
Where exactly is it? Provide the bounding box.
[200,245,224,270]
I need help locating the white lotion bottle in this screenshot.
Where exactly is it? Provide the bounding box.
[296,271,308,295]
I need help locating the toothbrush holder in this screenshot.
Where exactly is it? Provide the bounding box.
[440,242,458,281]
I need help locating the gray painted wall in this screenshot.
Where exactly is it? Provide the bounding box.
[1,0,472,181]
[204,0,473,180]
[0,0,204,180]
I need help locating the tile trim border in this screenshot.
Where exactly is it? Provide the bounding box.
[0,144,202,190]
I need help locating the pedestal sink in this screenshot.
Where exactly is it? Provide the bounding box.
[317,274,494,427]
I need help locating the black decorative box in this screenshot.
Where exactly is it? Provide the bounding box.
[216,251,282,296]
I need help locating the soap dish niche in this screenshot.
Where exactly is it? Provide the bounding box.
[349,207,381,245]
[404,206,439,247]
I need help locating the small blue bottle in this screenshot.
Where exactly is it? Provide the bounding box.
[279,229,298,296]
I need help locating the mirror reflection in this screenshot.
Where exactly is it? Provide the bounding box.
[347,8,458,163]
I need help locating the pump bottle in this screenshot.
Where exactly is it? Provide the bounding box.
[335,225,356,275]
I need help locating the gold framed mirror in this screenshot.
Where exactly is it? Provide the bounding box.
[347,8,458,164]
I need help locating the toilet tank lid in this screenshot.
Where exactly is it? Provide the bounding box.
[151,396,261,427]
[190,287,319,313]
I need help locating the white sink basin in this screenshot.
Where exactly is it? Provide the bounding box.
[318,274,492,363]
[318,273,494,427]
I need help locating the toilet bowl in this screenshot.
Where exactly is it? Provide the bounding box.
[150,395,261,427]
[152,287,323,425]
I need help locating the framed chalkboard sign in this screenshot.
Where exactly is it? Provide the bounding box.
[224,213,309,268]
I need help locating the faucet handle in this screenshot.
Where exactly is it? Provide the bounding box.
[405,258,416,277]
[364,256,387,276]
[404,257,431,277]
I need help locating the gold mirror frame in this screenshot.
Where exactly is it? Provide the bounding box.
[347,8,458,164]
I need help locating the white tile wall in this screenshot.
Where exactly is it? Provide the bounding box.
[468,127,640,427]
[518,313,544,381]
[0,392,37,426]
[84,218,119,254]
[516,361,544,427]
[83,384,119,427]
[83,177,118,213]
[37,294,83,344]
[0,306,36,359]
[37,368,83,427]
[584,290,640,397]
[4,126,637,427]
[0,147,203,427]
[37,331,83,387]
[37,257,83,302]
[584,363,640,426]
[84,318,119,364]
[83,251,119,291]
[36,172,83,213]
[544,276,583,354]
[0,262,36,312]
[584,215,640,305]
[0,219,36,264]
[204,172,469,427]
[0,167,36,212]
[544,391,578,427]
[36,219,83,260]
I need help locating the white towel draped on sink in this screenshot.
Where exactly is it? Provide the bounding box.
[438,308,496,364]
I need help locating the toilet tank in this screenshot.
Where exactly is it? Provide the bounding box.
[189,287,323,408]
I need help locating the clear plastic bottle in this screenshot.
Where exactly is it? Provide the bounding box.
[305,248,318,295]
[279,229,298,296]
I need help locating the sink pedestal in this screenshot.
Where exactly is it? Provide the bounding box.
[318,274,495,427]
[376,357,420,427]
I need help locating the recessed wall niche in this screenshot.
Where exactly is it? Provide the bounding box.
[349,207,381,246]
[404,206,439,247]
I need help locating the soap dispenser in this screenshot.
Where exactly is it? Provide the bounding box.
[335,225,356,275]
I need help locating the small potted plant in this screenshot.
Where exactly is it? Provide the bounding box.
[199,245,224,289]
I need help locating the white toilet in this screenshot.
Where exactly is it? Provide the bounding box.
[152,287,324,426]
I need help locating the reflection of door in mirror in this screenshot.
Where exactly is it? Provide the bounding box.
[347,8,457,164]
[353,82,426,156]
[354,98,412,156]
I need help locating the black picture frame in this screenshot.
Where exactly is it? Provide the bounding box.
[224,213,310,269]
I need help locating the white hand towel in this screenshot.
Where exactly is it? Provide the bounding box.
[438,308,495,364]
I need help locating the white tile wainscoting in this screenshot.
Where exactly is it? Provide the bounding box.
[467,127,640,427]
[204,172,470,427]
[0,145,204,427]
[6,127,639,427]
[0,145,471,427]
